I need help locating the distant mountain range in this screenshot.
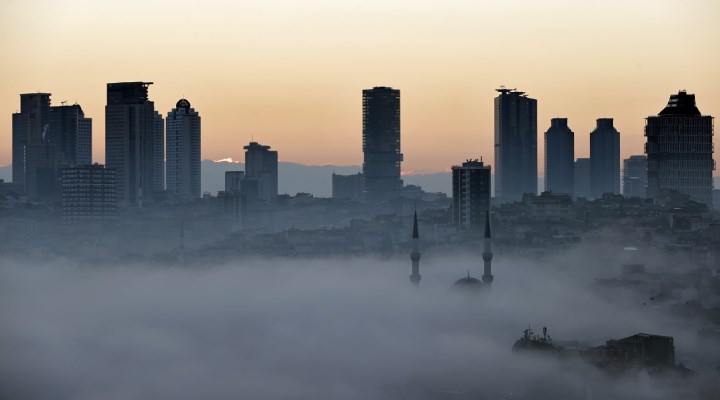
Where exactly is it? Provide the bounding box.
[4,161,717,198]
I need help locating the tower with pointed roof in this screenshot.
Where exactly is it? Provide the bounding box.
[409,211,421,286]
[482,211,494,287]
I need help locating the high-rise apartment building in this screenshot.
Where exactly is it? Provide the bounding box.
[243,141,278,200]
[332,173,364,201]
[166,99,201,201]
[645,91,714,205]
[105,82,163,207]
[590,118,621,198]
[623,155,648,198]
[154,111,165,193]
[574,158,591,198]
[451,159,491,231]
[62,164,116,224]
[12,93,52,196]
[48,104,92,166]
[362,86,403,201]
[494,88,537,202]
[544,118,574,194]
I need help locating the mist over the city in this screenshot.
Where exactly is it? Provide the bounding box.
[2,1,720,399]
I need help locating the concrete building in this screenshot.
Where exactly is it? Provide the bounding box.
[61,164,116,224]
[166,99,201,201]
[646,91,714,205]
[12,93,52,196]
[494,88,537,202]
[590,118,621,198]
[224,170,259,201]
[332,173,364,201]
[105,82,163,207]
[48,104,92,167]
[574,158,591,198]
[544,118,574,194]
[623,155,647,198]
[362,86,403,201]
[451,159,491,231]
[243,141,278,201]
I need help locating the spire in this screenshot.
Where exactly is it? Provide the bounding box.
[412,210,419,239]
[484,210,491,238]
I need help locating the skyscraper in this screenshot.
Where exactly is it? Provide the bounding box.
[645,91,714,205]
[243,141,278,200]
[12,93,51,195]
[154,111,165,193]
[544,118,574,194]
[590,118,620,198]
[362,86,403,201]
[574,158,592,198]
[48,104,92,167]
[494,88,537,202]
[166,99,201,201]
[451,159,491,231]
[105,82,163,207]
[623,155,648,198]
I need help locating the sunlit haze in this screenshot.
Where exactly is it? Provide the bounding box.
[1,0,719,172]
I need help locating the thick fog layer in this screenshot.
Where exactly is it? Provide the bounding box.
[1,253,717,399]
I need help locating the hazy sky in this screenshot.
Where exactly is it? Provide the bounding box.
[1,0,719,173]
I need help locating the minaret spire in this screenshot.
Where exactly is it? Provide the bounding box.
[482,210,494,287]
[410,210,421,286]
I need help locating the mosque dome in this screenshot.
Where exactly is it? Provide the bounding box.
[176,98,191,109]
[451,272,484,291]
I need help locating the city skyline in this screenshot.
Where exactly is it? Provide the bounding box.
[1,0,719,174]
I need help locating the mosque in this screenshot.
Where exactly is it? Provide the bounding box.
[409,210,493,291]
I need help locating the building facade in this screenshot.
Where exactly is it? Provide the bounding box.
[451,159,491,231]
[494,88,537,202]
[623,155,648,198]
[645,91,714,205]
[166,99,201,201]
[243,141,278,201]
[105,82,163,207]
[62,164,116,224]
[544,118,575,194]
[12,93,52,196]
[362,86,403,201]
[574,158,591,198]
[590,118,621,198]
[332,173,364,201]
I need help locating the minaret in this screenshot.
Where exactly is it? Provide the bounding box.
[410,210,421,286]
[482,210,494,287]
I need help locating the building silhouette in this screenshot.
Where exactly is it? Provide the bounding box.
[153,111,165,193]
[362,86,403,201]
[166,99,201,201]
[574,158,591,198]
[646,91,714,205]
[62,164,116,224]
[409,210,421,286]
[48,104,92,167]
[590,118,620,198]
[494,88,537,202]
[225,170,259,202]
[12,93,52,196]
[451,159,491,231]
[105,82,164,207]
[623,155,647,198]
[332,173,364,201]
[243,141,278,200]
[544,118,574,194]
[482,211,494,288]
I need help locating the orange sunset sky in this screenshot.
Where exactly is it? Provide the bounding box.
[1,0,719,174]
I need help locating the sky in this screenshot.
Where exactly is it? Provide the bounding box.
[1,0,719,174]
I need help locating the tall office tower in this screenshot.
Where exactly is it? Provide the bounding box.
[646,91,714,205]
[243,141,278,200]
[12,93,52,195]
[494,88,537,202]
[362,86,403,201]
[62,164,116,224]
[623,155,648,198]
[105,82,162,207]
[166,99,201,201]
[590,118,621,198]
[48,104,92,166]
[574,158,591,198]
[332,173,364,201]
[544,118,575,194]
[451,159,491,231]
